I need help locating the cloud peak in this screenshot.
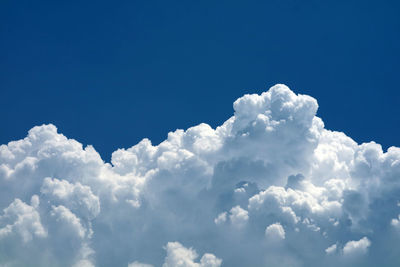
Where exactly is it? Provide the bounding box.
[1,84,399,266]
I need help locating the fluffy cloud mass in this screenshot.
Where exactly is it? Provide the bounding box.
[1,84,400,266]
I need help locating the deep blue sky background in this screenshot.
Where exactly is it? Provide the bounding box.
[1,0,399,161]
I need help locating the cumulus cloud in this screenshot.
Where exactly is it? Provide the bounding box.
[163,242,222,267]
[265,222,285,241]
[128,242,221,267]
[325,244,337,255]
[228,206,249,227]
[342,237,371,256]
[0,84,400,266]
[0,196,46,243]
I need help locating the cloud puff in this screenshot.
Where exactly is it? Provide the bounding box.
[128,242,221,267]
[0,84,400,266]
[228,206,249,228]
[0,196,46,243]
[163,242,222,267]
[325,244,337,255]
[343,237,371,256]
[265,222,285,241]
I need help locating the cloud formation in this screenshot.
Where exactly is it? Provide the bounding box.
[1,84,400,266]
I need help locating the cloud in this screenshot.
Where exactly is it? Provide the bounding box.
[0,84,399,266]
[0,196,46,243]
[325,244,337,255]
[162,242,222,267]
[391,215,400,228]
[128,242,221,267]
[265,222,285,241]
[128,261,154,267]
[343,237,371,256]
[228,206,249,228]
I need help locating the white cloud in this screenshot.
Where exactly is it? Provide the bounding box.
[214,212,227,225]
[0,197,46,243]
[391,215,400,228]
[343,237,371,256]
[325,244,337,255]
[265,222,285,241]
[50,205,86,239]
[41,177,100,220]
[229,206,248,227]
[162,242,222,267]
[0,84,399,266]
[128,261,154,267]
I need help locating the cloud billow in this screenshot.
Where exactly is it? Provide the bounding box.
[0,84,399,266]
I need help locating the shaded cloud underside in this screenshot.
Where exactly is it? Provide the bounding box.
[1,84,400,266]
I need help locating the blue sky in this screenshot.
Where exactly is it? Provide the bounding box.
[1,0,399,159]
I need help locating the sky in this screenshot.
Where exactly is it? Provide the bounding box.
[1,0,400,161]
[1,1,400,267]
